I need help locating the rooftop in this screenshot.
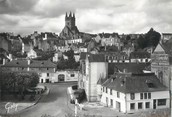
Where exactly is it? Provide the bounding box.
[102,73,168,93]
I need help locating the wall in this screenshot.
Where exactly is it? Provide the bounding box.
[126,91,170,113]
[88,62,108,101]
[101,88,126,113]
[51,70,79,83]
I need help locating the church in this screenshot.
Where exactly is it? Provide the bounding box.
[59,12,80,40]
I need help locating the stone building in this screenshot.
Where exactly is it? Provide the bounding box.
[60,12,80,39]
[151,43,172,89]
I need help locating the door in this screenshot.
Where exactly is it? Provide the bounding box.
[46,79,49,83]
[153,99,156,109]
[106,97,108,106]
[116,101,121,112]
[41,79,43,83]
[58,74,65,82]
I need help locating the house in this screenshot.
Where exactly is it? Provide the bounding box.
[21,37,33,54]
[101,73,170,113]
[151,43,172,88]
[0,48,9,66]
[27,48,37,59]
[2,59,56,83]
[101,33,121,47]
[0,33,11,52]
[51,70,79,83]
[103,52,129,63]
[130,51,151,63]
[37,32,59,51]
[79,53,108,101]
[162,33,172,41]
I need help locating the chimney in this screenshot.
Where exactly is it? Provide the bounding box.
[43,33,47,40]
[3,58,6,65]
[28,59,31,65]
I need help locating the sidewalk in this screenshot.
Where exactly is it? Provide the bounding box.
[0,87,49,115]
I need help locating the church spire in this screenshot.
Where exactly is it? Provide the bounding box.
[73,13,75,18]
[65,12,68,17]
[69,11,72,17]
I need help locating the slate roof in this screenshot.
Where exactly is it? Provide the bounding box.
[108,63,150,75]
[88,54,106,62]
[102,73,168,93]
[98,33,119,38]
[2,59,56,68]
[80,53,106,62]
[130,51,151,59]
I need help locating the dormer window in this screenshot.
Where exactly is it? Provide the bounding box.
[146,80,155,88]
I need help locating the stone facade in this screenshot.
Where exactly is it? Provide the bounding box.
[60,12,80,40]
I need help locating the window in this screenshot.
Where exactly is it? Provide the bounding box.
[103,87,104,92]
[47,73,49,77]
[158,99,166,106]
[47,68,49,70]
[110,99,113,107]
[106,87,108,93]
[148,93,151,99]
[145,102,150,108]
[110,89,112,95]
[71,74,75,77]
[138,103,142,109]
[130,103,135,110]
[130,93,135,100]
[117,92,120,98]
[144,93,147,99]
[140,93,143,99]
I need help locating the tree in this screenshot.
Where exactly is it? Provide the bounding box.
[0,70,39,100]
[137,28,161,49]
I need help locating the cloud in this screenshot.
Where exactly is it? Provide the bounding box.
[0,0,172,35]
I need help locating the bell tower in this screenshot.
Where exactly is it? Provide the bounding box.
[65,12,75,29]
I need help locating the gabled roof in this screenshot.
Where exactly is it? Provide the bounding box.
[108,63,150,75]
[2,59,56,68]
[102,73,168,93]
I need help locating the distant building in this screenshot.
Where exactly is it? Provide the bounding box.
[2,59,56,83]
[129,51,151,63]
[52,70,79,83]
[162,33,172,41]
[101,73,170,113]
[60,12,80,39]
[151,43,172,89]
[27,48,37,59]
[0,33,11,52]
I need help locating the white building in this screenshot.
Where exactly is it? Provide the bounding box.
[79,53,108,101]
[101,73,170,113]
[51,70,79,83]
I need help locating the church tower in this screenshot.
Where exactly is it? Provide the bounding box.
[65,12,75,29]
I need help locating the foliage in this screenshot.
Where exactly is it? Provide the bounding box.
[137,28,161,49]
[0,70,39,100]
[57,49,79,70]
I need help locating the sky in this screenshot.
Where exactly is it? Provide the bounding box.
[0,0,172,36]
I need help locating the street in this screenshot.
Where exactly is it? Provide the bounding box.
[14,82,77,117]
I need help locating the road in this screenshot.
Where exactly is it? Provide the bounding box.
[14,82,77,117]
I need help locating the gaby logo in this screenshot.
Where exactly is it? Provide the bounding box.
[5,102,18,113]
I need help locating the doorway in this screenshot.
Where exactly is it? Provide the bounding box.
[58,74,65,82]
[153,99,156,109]
[46,79,49,83]
[116,101,121,112]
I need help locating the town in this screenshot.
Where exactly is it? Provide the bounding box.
[0,11,172,117]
